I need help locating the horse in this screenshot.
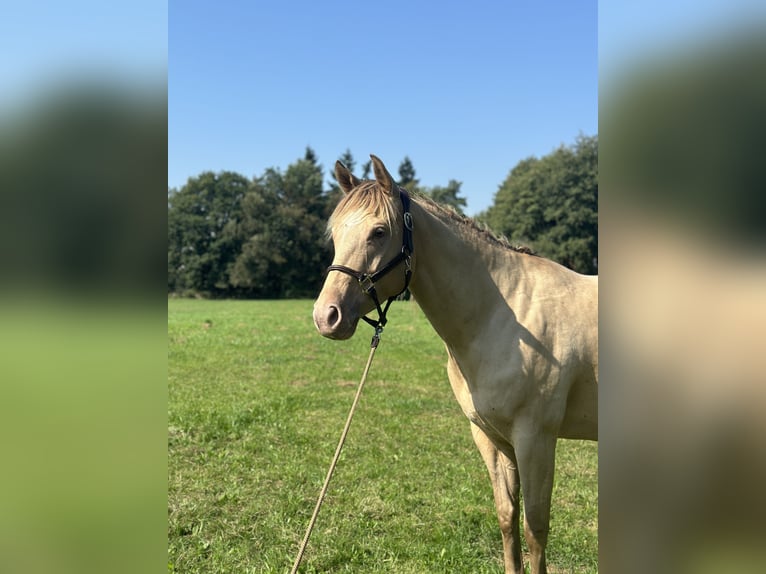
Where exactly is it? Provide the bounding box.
[313,155,598,574]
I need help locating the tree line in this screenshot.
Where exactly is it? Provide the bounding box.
[168,135,597,298]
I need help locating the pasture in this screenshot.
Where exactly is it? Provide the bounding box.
[168,299,597,573]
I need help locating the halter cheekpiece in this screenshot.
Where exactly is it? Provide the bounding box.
[326,188,414,342]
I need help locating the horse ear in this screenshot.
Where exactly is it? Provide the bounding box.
[370,154,396,196]
[334,161,361,194]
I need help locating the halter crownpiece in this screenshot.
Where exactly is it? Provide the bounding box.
[326,187,414,342]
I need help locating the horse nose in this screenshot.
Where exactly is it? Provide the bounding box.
[314,303,342,335]
[325,304,341,329]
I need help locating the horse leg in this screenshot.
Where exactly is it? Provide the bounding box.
[515,433,557,574]
[470,423,523,574]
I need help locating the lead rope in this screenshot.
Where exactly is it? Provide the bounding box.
[289,326,384,574]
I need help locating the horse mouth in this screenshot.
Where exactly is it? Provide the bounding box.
[316,320,358,341]
[322,327,355,341]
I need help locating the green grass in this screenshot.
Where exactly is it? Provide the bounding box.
[168,299,597,573]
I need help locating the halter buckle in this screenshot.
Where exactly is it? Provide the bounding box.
[358,274,375,294]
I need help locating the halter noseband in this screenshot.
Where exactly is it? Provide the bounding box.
[326,188,414,338]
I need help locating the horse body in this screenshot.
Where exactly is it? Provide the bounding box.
[408,199,598,441]
[314,156,597,574]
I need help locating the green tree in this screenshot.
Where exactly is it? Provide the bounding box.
[304,145,320,165]
[360,159,371,179]
[228,154,330,297]
[397,156,420,190]
[423,179,467,214]
[337,149,355,174]
[327,148,356,205]
[483,135,598,274]
[168,171,249,295]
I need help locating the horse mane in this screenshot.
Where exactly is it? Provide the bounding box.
[412,191,537,256]
[328,180,536,257]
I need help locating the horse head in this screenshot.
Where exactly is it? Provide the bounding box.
[313,155,413,340]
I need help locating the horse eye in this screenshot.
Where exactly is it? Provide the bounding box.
[371,227,387,240]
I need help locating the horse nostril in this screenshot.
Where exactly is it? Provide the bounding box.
[327,305,340,328]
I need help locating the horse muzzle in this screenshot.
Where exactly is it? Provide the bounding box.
[312,301,359,340]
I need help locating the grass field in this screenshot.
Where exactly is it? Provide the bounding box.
[168,299,597,573]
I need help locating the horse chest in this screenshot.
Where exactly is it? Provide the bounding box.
[446,349,529,438]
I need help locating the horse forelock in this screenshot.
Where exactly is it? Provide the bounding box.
[326,181,399,239]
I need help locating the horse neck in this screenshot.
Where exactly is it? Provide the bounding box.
[408,201,523,350]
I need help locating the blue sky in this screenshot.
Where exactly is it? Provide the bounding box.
[4,2,763,216]
[169,0,597,215]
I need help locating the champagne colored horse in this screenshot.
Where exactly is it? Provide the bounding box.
[313,155,598,574]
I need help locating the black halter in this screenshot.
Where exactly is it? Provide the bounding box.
[326,188,414,338]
